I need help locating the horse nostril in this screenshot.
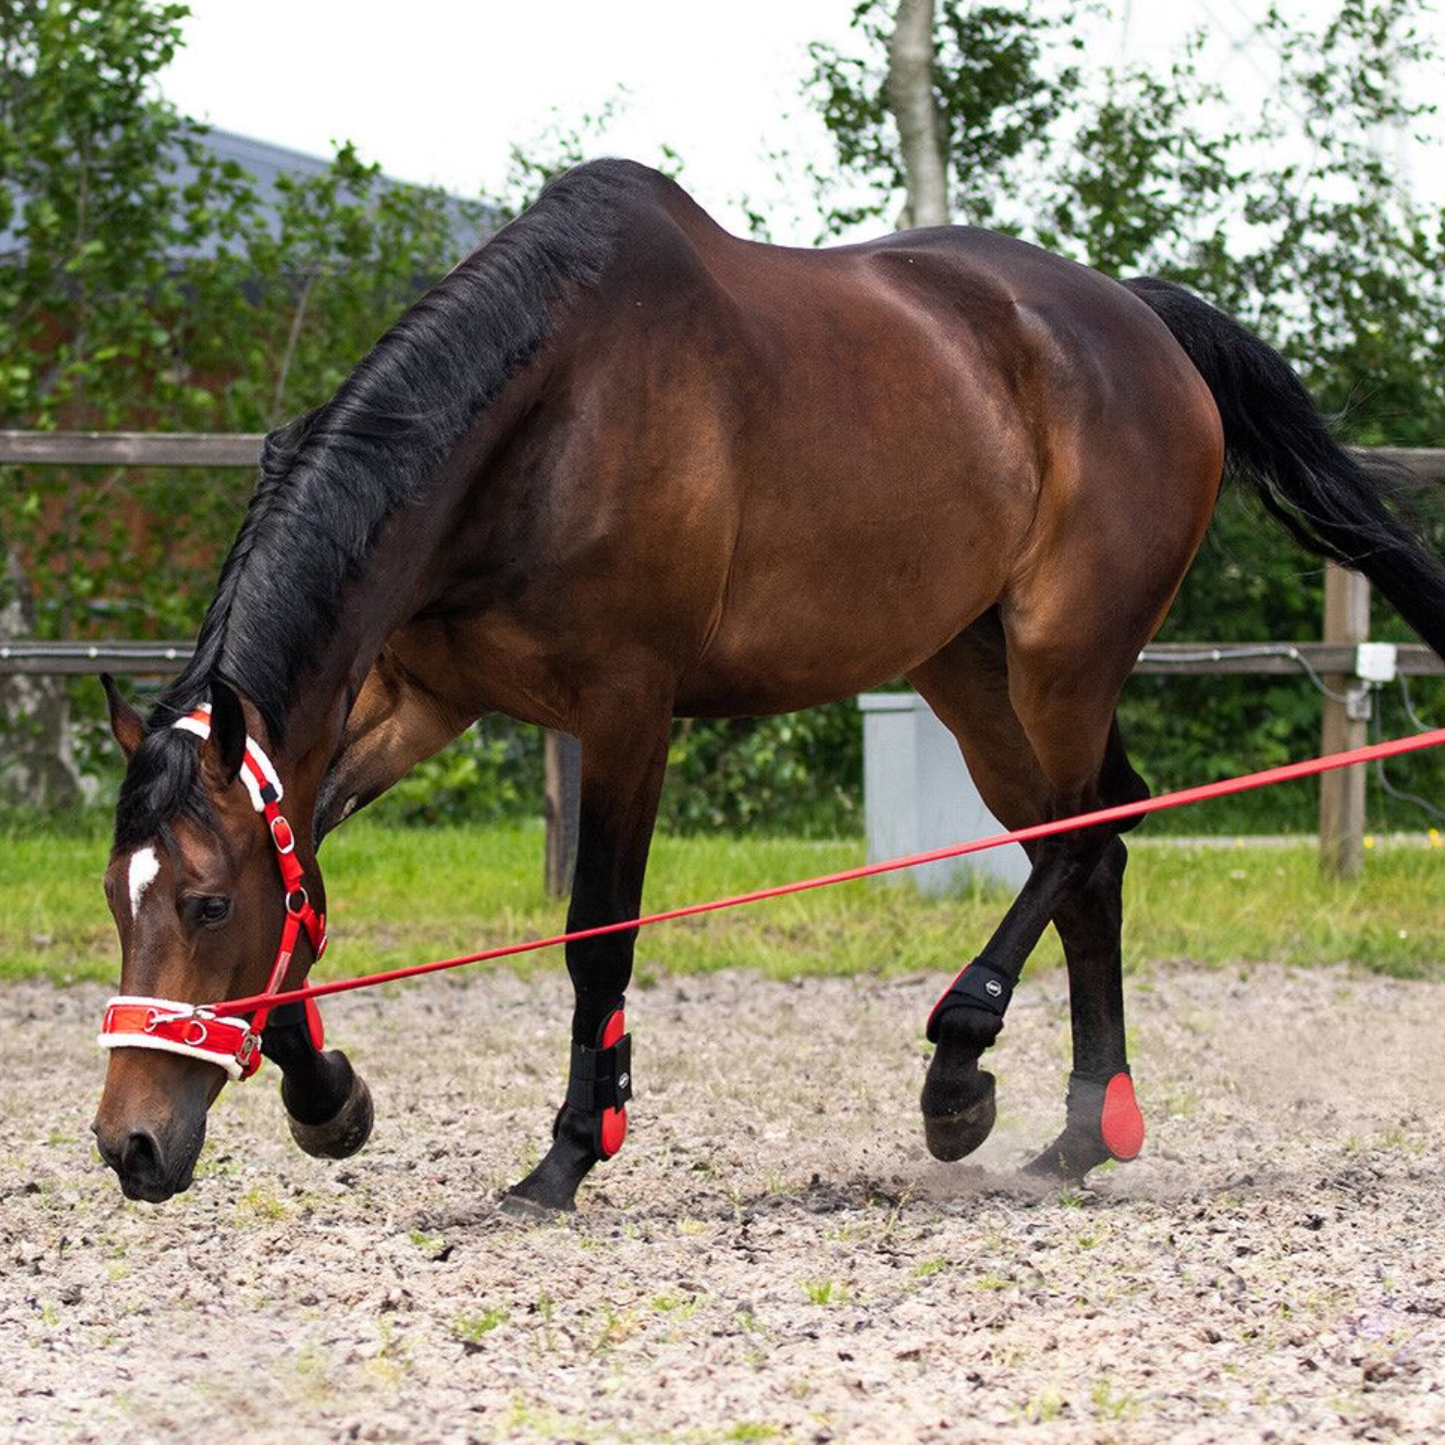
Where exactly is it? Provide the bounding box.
[120,1129,163,1181]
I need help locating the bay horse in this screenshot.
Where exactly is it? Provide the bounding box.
[94,160,1445,1208]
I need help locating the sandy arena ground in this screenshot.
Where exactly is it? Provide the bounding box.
[2,961,1444,1444]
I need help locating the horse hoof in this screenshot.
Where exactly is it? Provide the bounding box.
[1022,1139,1083,1181]
[1022,1130,1111,1182]
[922,1070,997,1162]
[287,1069,374,1159]
[499,1188,575,1222]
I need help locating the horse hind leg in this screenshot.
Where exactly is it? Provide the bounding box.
[908,612,1055,1161]
[1024,829,1142,1179]
[909,612,1147,1175]
[1023,721,1151,1178]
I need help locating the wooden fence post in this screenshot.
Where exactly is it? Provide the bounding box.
[1319,563,1370,879]
[544,729,582,898]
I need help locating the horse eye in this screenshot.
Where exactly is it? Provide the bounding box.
[195,896,232,928]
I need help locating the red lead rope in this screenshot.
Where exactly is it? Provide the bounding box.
[212,725,1445,1019]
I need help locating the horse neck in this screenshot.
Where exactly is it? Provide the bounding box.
[252,410,517,813]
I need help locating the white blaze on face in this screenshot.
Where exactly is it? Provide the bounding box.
[127,846,161,919]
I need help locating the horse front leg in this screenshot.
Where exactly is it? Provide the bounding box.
[262,1001,374,1159]
[505,694,672,1217]
[273,648,469,1158]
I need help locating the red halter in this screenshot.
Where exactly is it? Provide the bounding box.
[97,705,327,1082]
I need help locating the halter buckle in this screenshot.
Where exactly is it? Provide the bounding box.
[236,1029,261,1071]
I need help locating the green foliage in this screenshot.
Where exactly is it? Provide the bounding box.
[0,0,487,785]
[659,704,861,836]
[807,0,1077,232]
[369,721,542,828]
[364,705,861,836]
[804,0,1445,829]
[5,0,1445,839]
[1038,51,1240,284]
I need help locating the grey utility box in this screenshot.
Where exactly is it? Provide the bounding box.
[857,693,1030,895]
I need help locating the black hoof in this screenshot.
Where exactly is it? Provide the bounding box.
[921,1069,996,1162]
[499,1188,573,1222]
[1022,1129,1111,1182]
[287,1067,374,1159]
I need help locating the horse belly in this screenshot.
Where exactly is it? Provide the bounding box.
[679,464,1025,716]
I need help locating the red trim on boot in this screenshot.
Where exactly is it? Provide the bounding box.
[1100,1072,1145,1161]
[597,1007,628,1160]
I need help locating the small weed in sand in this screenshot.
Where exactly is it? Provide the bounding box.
[453,1307,508,1345]
[1091,1377,1141,1421]
[364,1319,412,1386]
[722,1423,781,1442]
[191,1153,239,1182]
[408,1227,447,1258]
[235,1184,287,1223]
[592,1303,638,1350]
[1020,1387,1065,1423]
[651,1292,700,1319]
[505,1398,594,1440]
[973,1272,1014,1292]
[911,1257,951,1279]
[292,1345,335,1404]
[529,1291,559,1353]
[801,1278,849,1306]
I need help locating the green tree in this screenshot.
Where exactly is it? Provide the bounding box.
[0,0,489,807]
[802,0,1445,831]
[806,0,1077,234]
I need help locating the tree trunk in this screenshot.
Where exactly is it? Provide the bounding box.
[887,0,949,230]
[0,543,87,809]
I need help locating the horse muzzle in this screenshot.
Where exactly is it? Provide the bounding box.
[92,1051,219,1202]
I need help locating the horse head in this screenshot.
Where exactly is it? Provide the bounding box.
[91,675,356,1201]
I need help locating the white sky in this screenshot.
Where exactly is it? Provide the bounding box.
[162,0,1443,242]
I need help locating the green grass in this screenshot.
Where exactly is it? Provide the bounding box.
[2,818,1443,986]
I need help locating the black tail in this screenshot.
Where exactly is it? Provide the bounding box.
[1123,275,1445,661]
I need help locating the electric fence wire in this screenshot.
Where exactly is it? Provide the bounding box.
[1144,642,1445,830]
[1373,675,1445,828]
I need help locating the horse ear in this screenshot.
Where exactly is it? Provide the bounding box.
[205,678,249,786]
[100,674,143,759]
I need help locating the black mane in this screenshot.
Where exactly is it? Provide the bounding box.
[115,159,644,850]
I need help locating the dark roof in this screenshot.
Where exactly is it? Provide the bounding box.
[2,126,495,261]
[194,126,347,192]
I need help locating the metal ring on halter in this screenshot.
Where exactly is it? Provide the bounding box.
[286,886,308,916]
[183,1018,210,1047]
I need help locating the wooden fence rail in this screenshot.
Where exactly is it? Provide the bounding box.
[4,432,1444,884]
